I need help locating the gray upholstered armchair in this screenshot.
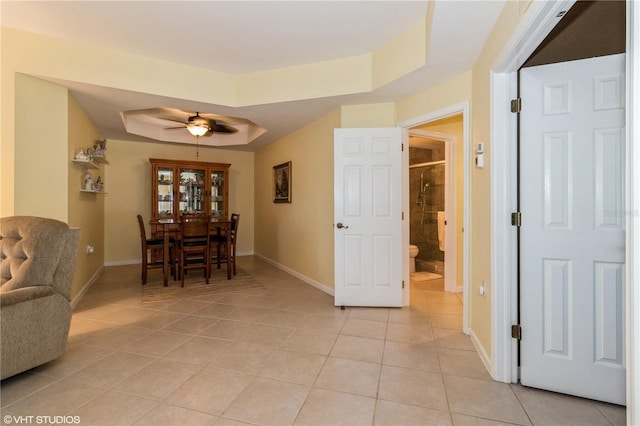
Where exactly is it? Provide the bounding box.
[0,216,80,380]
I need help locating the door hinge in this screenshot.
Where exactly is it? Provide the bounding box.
[401,143,404,151]
[402,211,404,220]
[511,98,522,113]
[511,211,522,227]
[402,281,405,289]
[511,324,522,340]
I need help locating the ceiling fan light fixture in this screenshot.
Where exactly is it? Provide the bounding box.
[187,123,209,137]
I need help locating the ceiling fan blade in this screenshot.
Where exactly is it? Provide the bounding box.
[164,126,187,130]
[161,118,188,124]
[210,123,238,134]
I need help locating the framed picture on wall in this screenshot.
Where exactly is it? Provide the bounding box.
[273,161,292,203]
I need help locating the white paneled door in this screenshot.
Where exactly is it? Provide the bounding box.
[334,128,403,307]
[520,54,626,404]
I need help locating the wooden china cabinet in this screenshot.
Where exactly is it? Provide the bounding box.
[149,158,230,236]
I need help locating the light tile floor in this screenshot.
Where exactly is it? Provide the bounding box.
[1,256,627,425]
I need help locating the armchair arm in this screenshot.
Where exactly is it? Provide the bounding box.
[0,286,56,307]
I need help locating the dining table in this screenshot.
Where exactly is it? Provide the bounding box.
[150,217,232,286]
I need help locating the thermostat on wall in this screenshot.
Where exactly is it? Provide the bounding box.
[475,143,485,168]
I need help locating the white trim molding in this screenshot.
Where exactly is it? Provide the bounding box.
[626,0,640,422]
[490,70,519,383]
[399,101,471,334]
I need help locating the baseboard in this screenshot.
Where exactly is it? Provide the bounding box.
[71,265,104,308]
[469,327,494,379]
[253,253,334,297]
[104,259,139,266]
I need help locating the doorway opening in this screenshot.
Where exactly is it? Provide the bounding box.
[408,136,445,280]
[400,105,470,333]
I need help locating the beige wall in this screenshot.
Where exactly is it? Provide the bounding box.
[14,74,68,220]
[12,75,105,299]
[468,0,528,356]
[254,109,340,290]
[68,95,105,298]
[105,140,255,265]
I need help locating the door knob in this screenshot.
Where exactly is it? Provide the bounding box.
[336,222,349,229]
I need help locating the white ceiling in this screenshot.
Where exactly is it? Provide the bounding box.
[1,0,505,151]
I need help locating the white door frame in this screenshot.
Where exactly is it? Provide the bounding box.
[399,101,470,333]
[491,0,639,422]
[409,129,459,294]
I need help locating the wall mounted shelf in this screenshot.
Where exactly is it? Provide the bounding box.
[72,159,99,169]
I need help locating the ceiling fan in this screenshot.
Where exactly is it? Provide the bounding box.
[165,112,238,137]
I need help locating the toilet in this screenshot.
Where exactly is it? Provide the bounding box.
[409,244,420,273]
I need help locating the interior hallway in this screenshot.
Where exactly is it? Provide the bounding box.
[0,256,626,425]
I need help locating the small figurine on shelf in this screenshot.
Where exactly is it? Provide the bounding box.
[74,148,90,161]
[94,176,103,192]
[92,139,107,158]
[84,172,94,191]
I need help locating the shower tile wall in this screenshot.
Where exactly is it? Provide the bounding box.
[409,147,445,270]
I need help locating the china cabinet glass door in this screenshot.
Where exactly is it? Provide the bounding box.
[179,167,206,214]
[210,170,225,217]
[156,166,174,219]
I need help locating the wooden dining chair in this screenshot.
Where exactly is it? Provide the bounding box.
[177,215,210,287]
[137,214,174,284]
[210,213,240,276]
